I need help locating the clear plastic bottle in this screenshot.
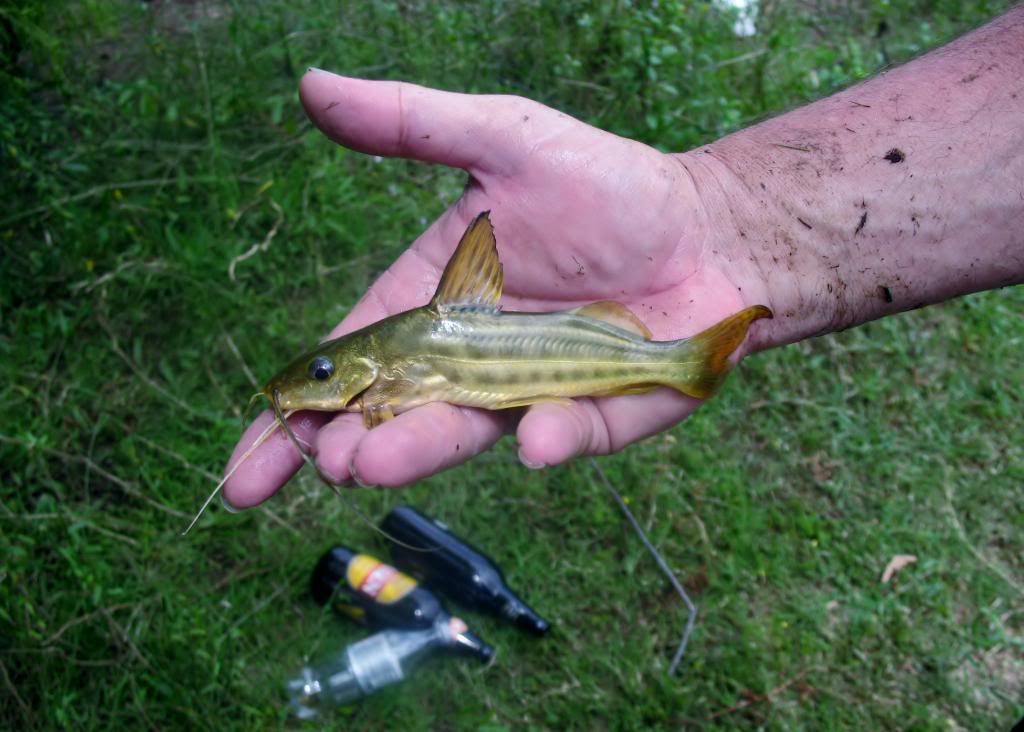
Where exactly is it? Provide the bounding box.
[285,616,492,718]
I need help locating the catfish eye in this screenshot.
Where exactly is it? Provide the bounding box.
[308,356,334,381]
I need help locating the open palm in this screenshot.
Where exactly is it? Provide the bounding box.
[223,70,753,509]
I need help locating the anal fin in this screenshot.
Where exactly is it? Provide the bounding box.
[485,396,575,410]
[587,383,659,398]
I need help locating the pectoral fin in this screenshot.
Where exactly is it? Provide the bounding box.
[430,212,503,309]
[574,301,652,339]
[362,402,395,429]
[358,376,420,429]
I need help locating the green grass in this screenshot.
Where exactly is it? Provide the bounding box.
[2,1,1022,729]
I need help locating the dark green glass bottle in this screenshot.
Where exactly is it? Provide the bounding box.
[381,505,551,636]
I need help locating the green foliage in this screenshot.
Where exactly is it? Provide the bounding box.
[1,1,1021,729]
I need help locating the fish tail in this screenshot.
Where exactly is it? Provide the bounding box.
[668,305,773,400]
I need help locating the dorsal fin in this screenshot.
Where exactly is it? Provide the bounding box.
[574,301,653,339]
[430,212,503,309]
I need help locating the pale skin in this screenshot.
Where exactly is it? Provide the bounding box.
[222,8,1023,510]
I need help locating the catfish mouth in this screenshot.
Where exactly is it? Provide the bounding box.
[267,389,329,412]
[262,384,363,413]
[259,379,325,412]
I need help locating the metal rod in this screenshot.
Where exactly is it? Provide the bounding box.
[590,458,697,676]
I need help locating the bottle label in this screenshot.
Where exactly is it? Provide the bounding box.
[346,554,417,604]
[346,633,405,693]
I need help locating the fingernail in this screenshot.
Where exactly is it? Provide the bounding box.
[518,448,546,470]
[306,66,326,74]
[321,467,355,489]
[221,494,242,514]
[349,461,375,489]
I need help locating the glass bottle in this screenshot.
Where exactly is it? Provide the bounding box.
[382,505,551,636]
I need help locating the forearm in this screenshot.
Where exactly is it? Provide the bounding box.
[679,7,1024,351]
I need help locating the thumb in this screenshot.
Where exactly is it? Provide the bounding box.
[298,70,571,175]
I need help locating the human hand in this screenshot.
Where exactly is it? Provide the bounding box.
[224,9,1024,510]
[222,70,761,509]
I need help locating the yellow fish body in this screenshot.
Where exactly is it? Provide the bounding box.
[264,212,772,427]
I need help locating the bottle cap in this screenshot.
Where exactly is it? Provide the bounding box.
[514,610,550,636]
[285,666,324,720]
[503,596,551,636]
[448,617,495,663]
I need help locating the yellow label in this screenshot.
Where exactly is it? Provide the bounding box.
[345,554,417,604]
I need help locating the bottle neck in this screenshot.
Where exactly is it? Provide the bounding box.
[499,594,550,636]
[376,618,451,670]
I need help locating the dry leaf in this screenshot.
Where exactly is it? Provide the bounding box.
[881,554,918,584]
[810,453,834,483]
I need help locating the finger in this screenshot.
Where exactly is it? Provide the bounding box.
[316,402,508,488]
[595,389,702,448]
[514,399,609,468]
[222,409,330,509]
[516,389,701,468]
[299,70,574,176]
[311,412,365,484]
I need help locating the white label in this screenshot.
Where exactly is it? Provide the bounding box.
[346,634,404,693]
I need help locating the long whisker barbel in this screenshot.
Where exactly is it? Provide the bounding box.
[181,411,288,536]
[268,390,438,553]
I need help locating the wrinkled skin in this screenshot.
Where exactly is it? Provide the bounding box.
[222,70,754,508]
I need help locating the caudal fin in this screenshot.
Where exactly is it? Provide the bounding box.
[670,305,772,400]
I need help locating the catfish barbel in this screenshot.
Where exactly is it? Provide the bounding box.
[183,212,771,533]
